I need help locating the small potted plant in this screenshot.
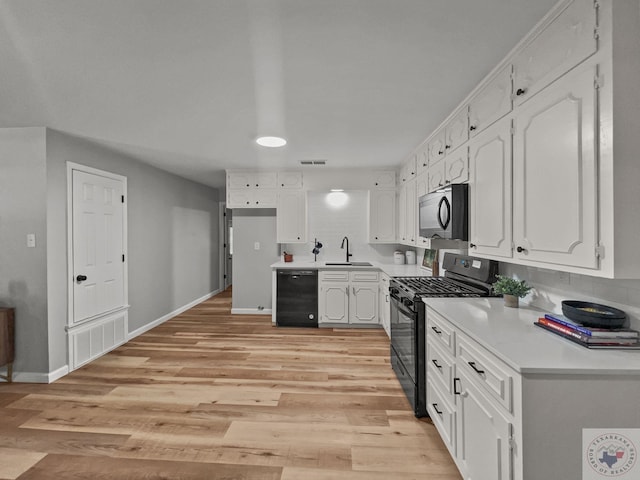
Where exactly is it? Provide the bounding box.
[493,275,532,308]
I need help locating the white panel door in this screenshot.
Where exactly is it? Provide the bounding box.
[72,170,125,323]
[513,66,598,268]
[349,284,378,325]
[468,117,513,259]
[319,283,349,324]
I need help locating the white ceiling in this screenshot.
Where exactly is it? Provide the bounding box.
[0,0,558,188]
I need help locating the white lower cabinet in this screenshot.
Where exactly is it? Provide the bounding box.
[426,307,516,480]
[319,271,379,326]
[455,367,513,480]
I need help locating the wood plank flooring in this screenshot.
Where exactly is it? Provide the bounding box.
[0,289,461,479]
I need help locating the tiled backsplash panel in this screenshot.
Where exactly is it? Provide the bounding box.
[282,190,399,263]
[501,263,640,330]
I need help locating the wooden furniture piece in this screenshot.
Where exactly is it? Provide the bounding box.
[0,307,15,383]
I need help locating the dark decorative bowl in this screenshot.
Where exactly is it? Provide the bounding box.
[561,300,627,329]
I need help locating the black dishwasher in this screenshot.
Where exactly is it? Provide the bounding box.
[276,270,318,327]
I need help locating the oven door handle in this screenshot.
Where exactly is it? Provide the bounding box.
[390,297,416,319]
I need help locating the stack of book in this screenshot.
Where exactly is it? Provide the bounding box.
[535,313,640,349]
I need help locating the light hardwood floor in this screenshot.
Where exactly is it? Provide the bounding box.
[0,289,461,479]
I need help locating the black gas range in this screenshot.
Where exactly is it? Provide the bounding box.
[389,253,498,417]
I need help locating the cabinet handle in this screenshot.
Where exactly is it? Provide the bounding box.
[469,125,477,131]
[432,403,443,416]
[246,183,250,187]
[375,182,378,186]
[516,88,527,96]
[438,182,443,187]
[256,183,259,187]
[454,377,461,395]
[445,145,451,150]
[431,359,442,370]
[445,180,450,184]
[516,246,526,253]
[431,326,442,335]
[468,361,485,375]
[469,243,476,248]
[346,287,349,296]
[438,150,443,155]
[352,287,356,295]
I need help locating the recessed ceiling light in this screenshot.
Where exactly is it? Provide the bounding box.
[256,136,287,147]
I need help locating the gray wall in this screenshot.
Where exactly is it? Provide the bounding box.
[1,127,222,378]
[232,209,278,311]
[0,128,50,375]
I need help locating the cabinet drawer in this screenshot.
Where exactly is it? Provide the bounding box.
[426,378,456,454]
[350,271,379,282]
[319,271,349,282]
[426,307,455,355]
[456,332,514,413]
[426,337,455,398]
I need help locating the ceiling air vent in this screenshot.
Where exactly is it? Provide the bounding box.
[300,160,326,166]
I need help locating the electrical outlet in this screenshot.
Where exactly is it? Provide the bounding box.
[254,242,260,250]
[27,233,36,248]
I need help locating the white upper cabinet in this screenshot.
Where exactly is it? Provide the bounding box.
[227,171,277,189]
[369,190,396,243]
[277,172,303,189]
[444,107,469,154]
[427,147,469,193]
[416,144,429,176]
[469,65,513,137]
[276,190,306,243]
[468,117,513,260]
[427,129,447,165]
[512,0,597,106]
[227,189,277,208]
[399,155,417,183]
[513,65,598,269]
[371,170,396,189]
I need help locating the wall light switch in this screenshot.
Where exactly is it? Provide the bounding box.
[254,242,260,250]
[27,233,36,248]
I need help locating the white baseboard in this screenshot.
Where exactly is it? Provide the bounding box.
[231,308,272,315]
[6,364,70,384]
[127,289,222,340]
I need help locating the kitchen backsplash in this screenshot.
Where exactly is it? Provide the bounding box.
[282,190,401,263]
[501,263,640,330]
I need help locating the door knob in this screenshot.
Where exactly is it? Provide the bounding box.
[76,275,87,282]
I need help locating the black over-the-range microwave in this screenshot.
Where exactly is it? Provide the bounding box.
[418,183,468,240]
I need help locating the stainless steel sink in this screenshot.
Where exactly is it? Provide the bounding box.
[324,262,373,267]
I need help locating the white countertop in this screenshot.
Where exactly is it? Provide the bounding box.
[424,297,640,375]
[271,259,431,277]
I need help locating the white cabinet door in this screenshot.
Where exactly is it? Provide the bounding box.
[319,282,349,324]
[371,170,396,189]
[369,190,396,243]
[253,189,277,207]
[513,0,597,106]
[349,283,379,325]
[416,144,429,176]
[469,65,512,136]
[277,190,306,243]
[428,129,447,165]
[254,172,278,188]
[397,184,407,243]
[416,171,429,198]
[444,147,469,185]
[403,179,417,245]
[513,65,598,269]
[227,172,253,189]
[445,107,469,154]
[455,368,513,480]
[427,161,445,193]
[468,117,513,259]
[277,172,303,189]
[399,155,417,183]
[227,189,253,208]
